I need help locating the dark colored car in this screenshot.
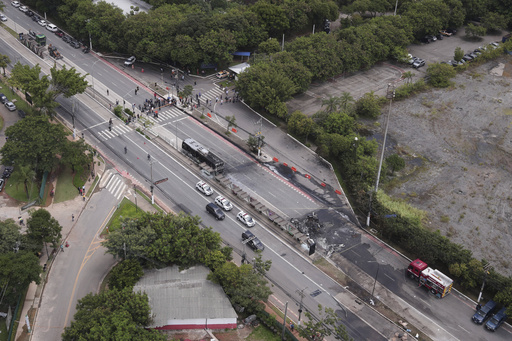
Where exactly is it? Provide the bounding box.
[69,40,81,49]
[242,230,265,251]
[82,46,90,53]
[446,28,457,35]
[2,166,14,178]
[32,14,40,22]
[0,93,7,104]
[485,307,507,331]
[206,203,225,220]
[472,300,497,324]
[17,109,26,118]
[462,54,473,62]
[62,35,71,43]
[25,10,34,16]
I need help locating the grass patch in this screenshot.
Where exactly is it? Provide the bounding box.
[247,324,282,341]
[105,198,144,234]
[54,166,80,203]
[4,170,39,203]
[0,82,37,117]
[136,189,163,212]
[0,113,4,131]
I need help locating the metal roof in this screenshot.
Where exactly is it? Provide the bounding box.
[133,265,237,327]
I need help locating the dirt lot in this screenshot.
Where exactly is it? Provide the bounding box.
[382,55,512,274]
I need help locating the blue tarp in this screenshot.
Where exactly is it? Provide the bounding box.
[232,52,251,56]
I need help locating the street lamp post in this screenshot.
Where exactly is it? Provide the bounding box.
[90,59,102,98]
[367,83,395,227]
[368,260,381,303]
[149,160,156,204]
[134,185,138,212]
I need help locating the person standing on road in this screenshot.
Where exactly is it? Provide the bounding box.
[72,214,74,222]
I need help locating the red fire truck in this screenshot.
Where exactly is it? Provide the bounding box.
[407,259,453,298]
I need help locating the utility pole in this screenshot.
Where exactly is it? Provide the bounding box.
[477,263,492,303]
[296,287,307,325]
[134,184,138,212]
[367,83,395,227]
[281,301,288,340]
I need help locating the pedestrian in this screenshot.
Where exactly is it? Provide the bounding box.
[72,214,75,222]
[19,216,24,225]
[61,244,64,252]
[116,99,119,106]
[82,185,85,192]
[290,323,294,332]
[83,194,85,201]
[107,89,109,96]
[109,103,112,110]
[154,92,157,99]
[78,186,81,194]
[194,81,196,86]
[476,303,482,311]
[135,89,138,95]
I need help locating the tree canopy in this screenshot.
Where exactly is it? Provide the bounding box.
[62,288,165,341]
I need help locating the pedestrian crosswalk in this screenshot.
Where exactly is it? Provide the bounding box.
[97,124,132,141]
[104,173,127,200]
[144,106,184,123]
[198,87,227,104]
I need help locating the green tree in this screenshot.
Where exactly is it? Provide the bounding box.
[481,12,508,32]
[354,91,381,118]
[0,54,10,76]
[108,259,144,290]
[250,1,290,36]
[465,23,487,39]
[198,29,236,66]
[322,96,342,114]
[454,47,464,62]
[339,92,355,112]
[208,261,272,313]
[17,164,36,200]
[426,63,457,88]
[494,285,512,316]
[179,84,193,99]
[0,219,21,254]
[102,212,227,269]
[171,35,202,68]
[0,251,42,304]
[258,38,280,54]
[271,51,312,94]
[385,154,405,174]
[247,135,265,153]
[236,62,297,118]
[323,112,355,135]
[401,0,451,39]
[402,71,414,85]
[288,111,315,141]
[348,0,392,17]
[10,63,87,117]
[27,209,63,249]
[62,289,165,341]
[0,115,68,172]
[61,139,93,173]
[226,115,237,133]
[298,304,352,341]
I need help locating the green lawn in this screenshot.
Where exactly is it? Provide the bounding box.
[4,169,39,203]
[105,198,144,234]
[0,112,4,131]
[0,82,37,117]
[248,325,282,341]
[54,166,80,203]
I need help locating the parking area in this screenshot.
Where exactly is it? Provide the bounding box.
[407,27,506,72]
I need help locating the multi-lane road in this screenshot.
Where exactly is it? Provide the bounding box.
[1,4,511,341]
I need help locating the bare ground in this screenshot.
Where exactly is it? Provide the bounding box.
[381,55,512,274]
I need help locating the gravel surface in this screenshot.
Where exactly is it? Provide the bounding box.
[382,56,512,274]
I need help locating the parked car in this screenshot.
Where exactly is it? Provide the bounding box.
[62,35,71,43]
[206,203,225,220]
[436,34,443,40]
[490,42,500,48]
[412,59,425,68]
[468,52,478,59]
[46,24,58,32]
[0,178,4,192]
[124,56,136,66]
[69,40,81,49]
[215,196,233,211]
[242,230,265,251]
[440,30,452,37]
[485,307,507,331]
[55,30,64,37]
[19,6,28,12]
[0,14,8,22]
[17,109,26,118]
[447,60,458,67]
[473,300,497,324]
[462,54,473,62]
[4,101,16,111]
[32,14,40,22]
[0,93,7,104]
[2,166,14,178]
[196,180,213,196]
[216,70,229,79]
[446,28,457,35]
[25,10,34,16]
[37,19,47,26]
[11,1,21,8]
[237,211,256,227]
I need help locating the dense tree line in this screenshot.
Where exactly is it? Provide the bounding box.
[0,209,63,305]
